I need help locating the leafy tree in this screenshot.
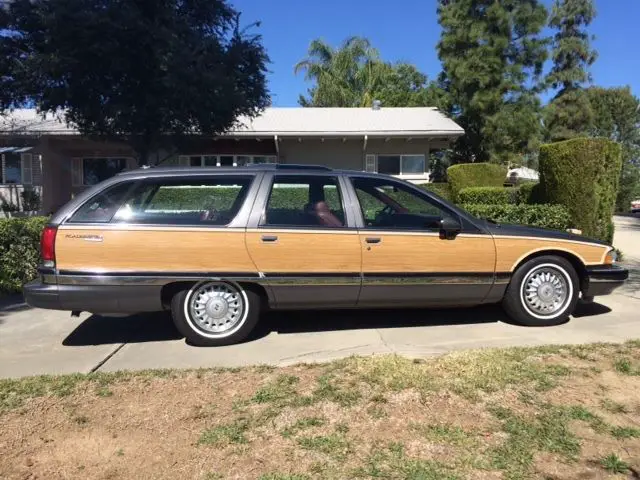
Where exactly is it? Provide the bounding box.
[295,37,380,107]
[0,0,269,165]
[544,89,594,141]
[543,0,597,141]
[372,62,447,109]
[587,86,640,211]
[295,37,444,108]
[437,0,548,164]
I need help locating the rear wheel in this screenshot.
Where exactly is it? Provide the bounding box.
[170,280,260,346]
[502,255,579,326]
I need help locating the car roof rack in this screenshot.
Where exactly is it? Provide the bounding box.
[244,163,332,171]
[276,164,332,171]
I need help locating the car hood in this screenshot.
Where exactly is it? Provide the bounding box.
[480,220,610,246]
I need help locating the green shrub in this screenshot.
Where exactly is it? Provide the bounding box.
[0,217,49,293]
[461,204,572,230]
[615,160,640,212]
[447,163,508,201]
[418,183,452,202]
[149,187,242,211]
[539,138,622,243]
[148,185,340,212]
[514,182,545,205]
[457,186,515,205]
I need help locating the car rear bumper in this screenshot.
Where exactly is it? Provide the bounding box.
[23,279,163,313]
[583,265,629,297]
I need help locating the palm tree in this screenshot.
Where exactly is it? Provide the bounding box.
[294,37,383,107]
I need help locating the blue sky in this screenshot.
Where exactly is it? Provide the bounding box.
[232,0,640,107]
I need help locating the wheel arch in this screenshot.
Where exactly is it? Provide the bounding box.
[511,249,588,293]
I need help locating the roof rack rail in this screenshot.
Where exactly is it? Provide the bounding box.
[275,164,332,171]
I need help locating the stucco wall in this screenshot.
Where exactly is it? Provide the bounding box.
[278,137,450,181]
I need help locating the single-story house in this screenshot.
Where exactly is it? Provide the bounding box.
[0,106,464,213]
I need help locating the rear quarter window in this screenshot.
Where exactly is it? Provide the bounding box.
[68,176,254,226]
[67,181,138,223]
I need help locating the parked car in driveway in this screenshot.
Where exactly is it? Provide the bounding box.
[631,199,640,213]
[24,165,628,346]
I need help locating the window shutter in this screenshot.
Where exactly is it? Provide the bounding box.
[365,154,376,173]
[178,155,190,166]
[20,153,33,185]
[71,158,83,186]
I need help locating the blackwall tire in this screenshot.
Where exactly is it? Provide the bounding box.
[502,255,579,327]
[170,281,260,346]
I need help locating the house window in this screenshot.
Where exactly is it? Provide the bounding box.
[3,153,22,184]
[73,157,129,186]
[186,155,277,167]
[1,151,33,185]
[374,155,426,176]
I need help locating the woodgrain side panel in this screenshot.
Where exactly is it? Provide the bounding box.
[245,230,361,273]
[56,228,257,273]
[361,233,496,273]
[493,237,609,271]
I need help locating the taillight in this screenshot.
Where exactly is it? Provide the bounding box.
[40,226,57,268]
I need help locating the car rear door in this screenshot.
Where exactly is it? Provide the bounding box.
[348,175,497,307]
[245,172,362,309]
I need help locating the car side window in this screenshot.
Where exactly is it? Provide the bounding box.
[262,175,345,228]
[67,181,139,223]
[68,176,254,225]
[351,177,456,230]
[109,176,254,226]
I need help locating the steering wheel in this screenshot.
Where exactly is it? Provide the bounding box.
[373,205,396,226]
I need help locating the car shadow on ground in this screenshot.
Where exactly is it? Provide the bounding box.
[61,300,612,347]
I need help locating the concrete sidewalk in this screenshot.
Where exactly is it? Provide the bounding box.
[1,215,638,379]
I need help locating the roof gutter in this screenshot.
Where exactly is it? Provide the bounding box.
[224,130,464,138]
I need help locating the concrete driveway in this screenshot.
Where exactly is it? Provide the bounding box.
[2,216,639,378]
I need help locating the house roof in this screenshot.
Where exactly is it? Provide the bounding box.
[0,107,464,138]
[232,107,464,138]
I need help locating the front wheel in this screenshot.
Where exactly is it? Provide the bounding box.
[502,256,579,326]
[171,281,260,346]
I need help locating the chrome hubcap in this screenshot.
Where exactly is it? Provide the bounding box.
[188,282,244,334]
[522,266,569,316]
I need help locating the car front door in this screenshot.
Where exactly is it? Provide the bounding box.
[349,175,497,307]
[245,173,362,309]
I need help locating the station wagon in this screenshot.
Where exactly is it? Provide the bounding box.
[24,165,629,346]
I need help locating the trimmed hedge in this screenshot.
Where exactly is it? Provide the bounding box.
[418,183,452,202]
[514,182,544,205]
[462,204,572,231]
[447,163,508,201]
[148,186,342,211]
[457,186,515,205]
[0,217,49,293]
[539,138,622,243]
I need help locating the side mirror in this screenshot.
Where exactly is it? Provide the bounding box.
[439,216,461,240]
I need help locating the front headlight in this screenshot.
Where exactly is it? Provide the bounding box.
[604,249,618,265]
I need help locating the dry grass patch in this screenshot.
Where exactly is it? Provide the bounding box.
[2,341,640,479]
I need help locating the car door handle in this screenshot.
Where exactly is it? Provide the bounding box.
[365,237,381,244]
[261,235,278,242]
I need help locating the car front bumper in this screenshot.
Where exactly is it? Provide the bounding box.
[583,265,629,297]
